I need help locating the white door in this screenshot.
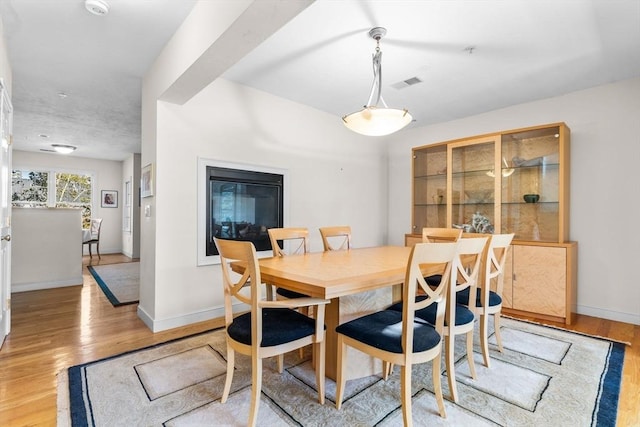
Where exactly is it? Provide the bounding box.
[0,80,13,348]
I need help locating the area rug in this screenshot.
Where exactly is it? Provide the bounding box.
[57,317,625,426]
[87,262,139,306]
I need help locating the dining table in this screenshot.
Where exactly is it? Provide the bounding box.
[232,245,416,380]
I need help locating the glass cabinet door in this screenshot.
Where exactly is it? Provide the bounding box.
[449,139,498,233]
[501,126,562,241]
[412,144,447,232]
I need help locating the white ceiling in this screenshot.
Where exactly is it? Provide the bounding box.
[2,0,640,161]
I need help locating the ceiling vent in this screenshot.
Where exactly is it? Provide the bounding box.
[391,76,423,90]
[85,0,110,16]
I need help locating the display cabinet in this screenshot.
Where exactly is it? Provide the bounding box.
[408,122,576,324]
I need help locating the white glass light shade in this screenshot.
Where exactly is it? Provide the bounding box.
[52,144,77,154]
[342,106,412,136]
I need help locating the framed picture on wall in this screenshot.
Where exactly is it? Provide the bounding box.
[101,190,118,208]
[141,163,154,198]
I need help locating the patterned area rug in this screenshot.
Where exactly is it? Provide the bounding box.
[87,262,139,306]
[57,317,625,426]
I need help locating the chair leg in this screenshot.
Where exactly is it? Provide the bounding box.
[466,329,477,379]
[88,243,92,259]
[277,354,284,373]
[96,242,101,260]
[445,334,458,402]
[248,355,262,427]
[401,365,414,427]
[315,341,325,405]
[335,336,346,409]
[432,353,447,418]
[493,313,504,353]
[480,312,491,368]
[221,344,234,403]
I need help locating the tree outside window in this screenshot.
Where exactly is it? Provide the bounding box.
[12,169,93,228]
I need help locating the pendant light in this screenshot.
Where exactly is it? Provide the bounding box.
[342,27,412,136]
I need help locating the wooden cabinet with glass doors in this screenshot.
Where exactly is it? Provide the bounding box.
[407,123,577,324]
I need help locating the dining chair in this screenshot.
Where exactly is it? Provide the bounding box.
[457,233,514,367]
[319,225,351,251]
[267,227,310,300]
[214,237,329,427]
[82,218,103,259]
[422,227,462,243]
[387,236,488,402]
[335,242,458,425]
[267,227,312,364]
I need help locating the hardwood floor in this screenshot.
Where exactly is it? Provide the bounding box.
[0,254,638,426]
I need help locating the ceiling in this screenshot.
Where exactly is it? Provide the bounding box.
[2,0,640,161]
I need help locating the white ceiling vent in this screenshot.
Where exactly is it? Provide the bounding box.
[85,0,109,16]
[391,76,423,90]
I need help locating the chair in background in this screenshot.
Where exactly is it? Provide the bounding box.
[335,242,458,425]
[422,227,462,243]
[319,225,351,251]
[457,233,514,367]
[267,227,310,300]
[267,227,312,364]
[214,237,329,427]
[387,236,487,402]
[82,218,103,259]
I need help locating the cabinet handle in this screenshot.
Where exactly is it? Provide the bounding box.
[513,273,516,281]
[1,234,10,241]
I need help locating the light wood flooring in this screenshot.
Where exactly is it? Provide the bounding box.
[0,253,638,426]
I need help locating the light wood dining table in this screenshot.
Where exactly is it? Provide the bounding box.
[232,245,413,380]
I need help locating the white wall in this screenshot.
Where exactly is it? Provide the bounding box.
[387,77,640,325]
[11,208,82,292]
[140,77,387,331]
[12,151,124,255]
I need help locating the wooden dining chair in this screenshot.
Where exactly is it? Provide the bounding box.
[335,242,458,425]
[422,227,462,243]
[267,227,310,300]
[387,236,487,402]
[319,225,351,251]
[457,233,514,367]
[82,218,103,259]
[267,227,312,363]
[214,237,329,427]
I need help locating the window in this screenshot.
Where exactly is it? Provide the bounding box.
[12,169,93,228]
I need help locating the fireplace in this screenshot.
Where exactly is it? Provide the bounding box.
[205,166,283,257]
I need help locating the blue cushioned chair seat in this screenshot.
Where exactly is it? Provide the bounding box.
[425,274,443,287]
[456,287,502,307]
[227,308,317,347]
[276,287,309,299]
[387,296,474,326]
[335,310,441,354]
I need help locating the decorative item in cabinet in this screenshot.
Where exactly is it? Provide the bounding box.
[412,143,447,231]
[500,124,569,243]
[449,137,500,234]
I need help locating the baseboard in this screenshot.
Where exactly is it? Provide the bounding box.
[137,302,250,333]
[577,304,640,326]
[11,277,83,293]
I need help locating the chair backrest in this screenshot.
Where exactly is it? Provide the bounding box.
[214,238,263,333]
[267,227,309,257]
[480,233,515,302]
[422,227,462,243]
[402,242,458,352]
[90,218,103,239]
[319,226,351,251]
[447,236,489,323]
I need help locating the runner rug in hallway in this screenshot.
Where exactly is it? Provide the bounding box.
[57,317,625,426]
[87,262,139,306]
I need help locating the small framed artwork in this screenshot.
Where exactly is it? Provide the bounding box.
[141,163,154,198]
[101,190,118,208]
